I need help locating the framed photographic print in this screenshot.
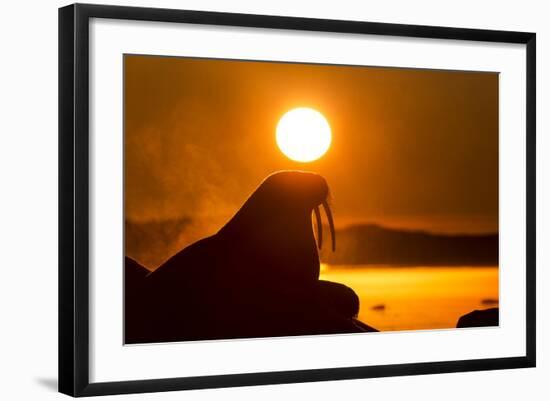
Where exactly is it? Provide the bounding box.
[58,3,536,397]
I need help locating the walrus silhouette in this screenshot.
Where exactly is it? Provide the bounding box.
[125,171,376,343]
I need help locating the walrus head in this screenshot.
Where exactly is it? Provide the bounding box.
[253,171,335,252]
[218,171,335,287]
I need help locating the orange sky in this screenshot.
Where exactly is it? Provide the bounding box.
[124,55,498,239]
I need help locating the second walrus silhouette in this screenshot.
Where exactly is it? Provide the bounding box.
[125,171,377,343]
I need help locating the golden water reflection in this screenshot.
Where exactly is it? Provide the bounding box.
[320,265,499,331]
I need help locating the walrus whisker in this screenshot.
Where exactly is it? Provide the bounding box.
[322,200,336,252]
[313,206,323,250]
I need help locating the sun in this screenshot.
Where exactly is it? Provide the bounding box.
[276,107,332,162]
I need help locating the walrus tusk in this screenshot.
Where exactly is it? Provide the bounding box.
[313,206,323,250]
[322,200,336,252]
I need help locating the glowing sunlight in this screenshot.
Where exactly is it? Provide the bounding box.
[276,107,332,162]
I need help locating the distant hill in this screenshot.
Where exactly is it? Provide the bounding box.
[320,224,498,266]
[126,218,498,269]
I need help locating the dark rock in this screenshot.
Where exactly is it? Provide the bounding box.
[320,224,498,266]
[456,308,499,328]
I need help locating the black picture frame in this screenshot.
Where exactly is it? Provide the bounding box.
[59,3,536,397]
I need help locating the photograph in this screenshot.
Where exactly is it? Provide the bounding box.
[123,55,500,344]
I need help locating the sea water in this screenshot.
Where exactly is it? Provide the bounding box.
[319,265,499,331]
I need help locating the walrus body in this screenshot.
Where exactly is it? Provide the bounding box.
[125,171,376,343]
